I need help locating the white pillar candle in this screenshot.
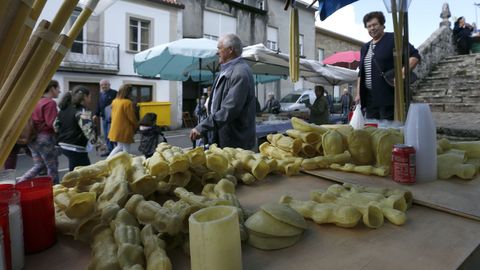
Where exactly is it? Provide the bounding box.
[189,206,242,270]
[9,204,24,270]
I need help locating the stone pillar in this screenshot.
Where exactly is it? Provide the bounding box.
[439,3,451,28]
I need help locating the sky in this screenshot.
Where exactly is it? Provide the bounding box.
[315,1,476,47]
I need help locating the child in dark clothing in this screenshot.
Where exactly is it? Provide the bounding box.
[138,113,167,158]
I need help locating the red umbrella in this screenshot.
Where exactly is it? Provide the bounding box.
[323,51,360,70]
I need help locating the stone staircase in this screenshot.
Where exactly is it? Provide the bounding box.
[412,54,480,140]
[412,54,480,113]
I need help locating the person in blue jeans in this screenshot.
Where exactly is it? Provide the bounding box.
[95,79,117,157]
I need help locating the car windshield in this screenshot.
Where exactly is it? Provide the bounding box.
[280,94,301,103]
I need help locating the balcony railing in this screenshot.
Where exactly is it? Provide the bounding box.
[59,40,119,73]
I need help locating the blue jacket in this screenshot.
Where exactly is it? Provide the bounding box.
[96,89,117,118]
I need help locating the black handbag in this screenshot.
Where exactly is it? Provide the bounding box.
[373,58,417,87]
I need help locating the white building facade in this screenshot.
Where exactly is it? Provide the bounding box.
[39,0,185,128]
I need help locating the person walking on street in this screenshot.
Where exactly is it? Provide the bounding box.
[19,80,61,184]
[340,89,353,117]
[107,84,138,158]
[138,113,167,158]
[355,11,420,120]
[262,92,281,114]
[304,85,330,125]
[55,86,103,171]
[96,79,117,157]
[190,33,256,150]
[194,94,208,146]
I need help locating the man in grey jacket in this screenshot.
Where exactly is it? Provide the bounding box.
[190,33,256,149]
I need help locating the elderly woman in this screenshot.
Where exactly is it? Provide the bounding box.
[107,84,138,158]
[355,11,420,120]
[453,17,474,55]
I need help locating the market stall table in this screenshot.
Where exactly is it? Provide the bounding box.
[25,174,480,269]
[304,169,480,221]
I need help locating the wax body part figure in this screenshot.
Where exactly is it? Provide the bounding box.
[55,86,103,171]
[108,84,138,158]
[262,92,281,114]
[453,17,473,55]
[19,80,61,184]
[355,11,420,120]
[95,79,117,156]
[190,34,256,150]
[304,85,330,125]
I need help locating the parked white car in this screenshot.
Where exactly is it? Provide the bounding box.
[279,90,316,112]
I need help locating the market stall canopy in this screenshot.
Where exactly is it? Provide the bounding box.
[242,44,358,85]
[134,39,282,84]
[133,38,219,82]
[242,44,321,78]
[306,60,358,85]
[322,50,360,69]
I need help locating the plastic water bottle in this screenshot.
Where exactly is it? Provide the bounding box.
[404,103,437,182]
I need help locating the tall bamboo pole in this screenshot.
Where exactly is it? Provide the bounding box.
[289,7,299,82]
[6,0,49,80]
[0,21,48,166]
[0,0,19,42]
[0,0,79,108]
[391,0,405,122]
[0,1,80,165]
[0,0,30,84]
[402,0,412,113]
[0,0,99,166]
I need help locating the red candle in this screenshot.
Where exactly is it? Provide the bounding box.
[0,204,11,270]
[15,177,56,253]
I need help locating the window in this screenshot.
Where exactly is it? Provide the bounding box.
[130,85,153,103]
[203,34,219,41]
[68,8,100,55]
[299,34,304,56]
[318,48,325,62]
[279,94,301,103]
[203,11,236,40]
[129,17,151,52]
[69,9,83,53]
[267,27,278,51]
[258,0,266,10]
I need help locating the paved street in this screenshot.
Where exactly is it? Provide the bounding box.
[13,129,192,181]
[12,111,480,182]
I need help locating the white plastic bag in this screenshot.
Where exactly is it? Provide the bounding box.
[349,104,365,130]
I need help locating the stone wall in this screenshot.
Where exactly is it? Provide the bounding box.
[315,28,363,60]
[414,25,456,83]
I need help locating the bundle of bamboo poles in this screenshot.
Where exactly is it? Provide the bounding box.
[390,0,407,123]
[0,0,100,167]
[289,6,299,83]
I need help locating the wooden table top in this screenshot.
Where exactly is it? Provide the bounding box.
[304,169,480,221]
[25,174,480,270]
